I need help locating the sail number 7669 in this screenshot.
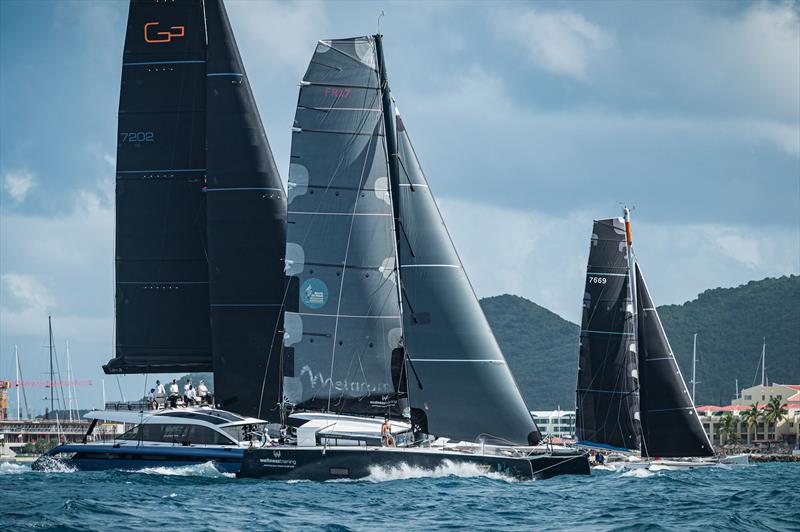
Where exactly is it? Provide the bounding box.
[588,276,608,284]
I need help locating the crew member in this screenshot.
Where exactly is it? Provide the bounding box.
[381,417,395,447]
[186,384,197,406]
[168,379,179,408]
[197,380,209,405]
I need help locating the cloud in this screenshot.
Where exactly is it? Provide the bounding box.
[711,2,800,119]
[3,170,35,202]
[495,7,615,81]
[1,273,54,311]
[436,197,800,322]
[226,0,327,75]
[0,180,113,340]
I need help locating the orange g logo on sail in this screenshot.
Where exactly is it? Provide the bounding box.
[144,22,185,43]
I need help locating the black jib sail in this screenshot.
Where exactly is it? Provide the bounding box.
[204,0,286,420]
[392,110,539,446]
[635,263,713,457]
[109,0,211,374]
[575,218,641,451]
[282,37,405,417]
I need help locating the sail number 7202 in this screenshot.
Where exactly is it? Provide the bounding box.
[588,276,608,284]
[120,131,155,143]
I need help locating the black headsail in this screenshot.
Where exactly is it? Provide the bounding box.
[575,217,641,451]
[204,0,286,420]
[635,262,713,457]
[108,0,211,373]
[282,37,405,417]
[375,36,540,446]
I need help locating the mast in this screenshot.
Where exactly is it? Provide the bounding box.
[101,379,106,409]
[761,337,766,386]
[623,207,644,451]
[374,33,409,405]
[15,345,20,421]
[48,315,54,418]
[691,333,697,403]
[735,378,739,401]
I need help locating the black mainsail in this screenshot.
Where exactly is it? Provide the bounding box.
[110,0,211,374]
[283,35,540,445]
[575,217,641,451]
[576,211,712,457]
[282,37,404,417]
[106,0,286,420]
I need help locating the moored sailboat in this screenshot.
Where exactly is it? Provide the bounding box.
[237,35,589,481]
[575,209,747,470]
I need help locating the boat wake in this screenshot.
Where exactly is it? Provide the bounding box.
[30,456,78,473]
[131,461,234,479]
[0,461,30,475]
[361,459,516,483]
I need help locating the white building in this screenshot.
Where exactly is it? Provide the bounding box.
[531,410,576,440]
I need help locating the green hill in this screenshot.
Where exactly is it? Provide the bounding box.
[480,294,579,410]
[480,275,800,410]
[658,275,800,406]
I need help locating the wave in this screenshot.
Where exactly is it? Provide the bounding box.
[621,467,655,478]
[362,459,516,483]
[131,461,234,478]
[0,461,30,475]
[30,456,78,473]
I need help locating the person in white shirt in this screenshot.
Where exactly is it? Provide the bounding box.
[155,380,166,395]
[183,378,192,403]
[197,380,209,404]
[168,379,179,408]
[186,385,197,405]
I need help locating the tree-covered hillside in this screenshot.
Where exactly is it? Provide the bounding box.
[480,294,579,410]
[480,275,800,410]
[658,275,799,406]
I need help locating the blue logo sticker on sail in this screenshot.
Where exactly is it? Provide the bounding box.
[300,278,328,309]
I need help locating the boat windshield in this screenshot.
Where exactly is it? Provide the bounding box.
[118,423,235,445]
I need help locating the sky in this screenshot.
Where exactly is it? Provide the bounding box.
[1,0,798,414]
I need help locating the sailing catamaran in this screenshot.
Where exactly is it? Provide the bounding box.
[103,0,286,422]
[236,35,589,481]
[575,209,747,469]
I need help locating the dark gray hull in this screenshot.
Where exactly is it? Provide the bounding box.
[237,446,590,481]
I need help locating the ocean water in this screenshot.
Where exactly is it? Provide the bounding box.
[1,460,798,531]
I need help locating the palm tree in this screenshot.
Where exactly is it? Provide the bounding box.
[742,403,760,444]
[764,396,789,441]
[719,413,737,445]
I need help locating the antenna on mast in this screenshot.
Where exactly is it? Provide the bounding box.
[377,10,385,35]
